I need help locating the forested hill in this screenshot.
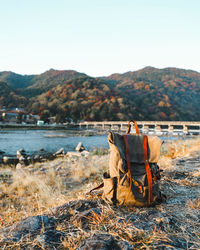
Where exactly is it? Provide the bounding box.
[104,67,200,121]
[0,82,27,108]
[0,67,200,121]
[0,72,34,89]
[105,67,200,85]
[0,69,87,97]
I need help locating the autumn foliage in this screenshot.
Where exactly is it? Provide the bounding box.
[0,67,200,122]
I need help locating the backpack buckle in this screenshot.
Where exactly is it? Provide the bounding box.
[138,185,143,193]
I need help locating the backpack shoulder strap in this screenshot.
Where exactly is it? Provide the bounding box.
[143,135,153,204]
[126,120,139,134]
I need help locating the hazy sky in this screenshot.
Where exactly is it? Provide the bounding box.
[1,0,200,76]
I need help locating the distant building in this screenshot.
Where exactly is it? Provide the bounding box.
[0,108,26,123]
[14,107,25,112]
[37,120,45,126]
[49,116,56,124]
[0,108,42,124]
[25,114,38,124]
[2,111,20,123]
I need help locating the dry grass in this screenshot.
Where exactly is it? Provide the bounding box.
[158,136,200,171]
[0,170,65,227]
[187,198,200,209]
[0,154,109,228]
[162,137,200,159]
[0,136,200,248]
[58,203,167,249]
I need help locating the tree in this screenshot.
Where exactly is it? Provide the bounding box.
[40,110,50,123]
[55,113,66,124]
[17,112,23,124]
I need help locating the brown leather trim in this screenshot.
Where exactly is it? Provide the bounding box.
[126,120,139,134]
[143,135,153,204]
[123,135,131,174]
[89,183,104,194]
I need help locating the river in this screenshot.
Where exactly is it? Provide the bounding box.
[0,129,187,156]
[0,129,109,155]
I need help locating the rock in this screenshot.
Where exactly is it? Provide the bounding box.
[81,150,90,157]
[52,199,103,223]
[66,151,82,157]
[118,240,134,250]
[3,156,19,165]
[173,171,188,179]
[73,208,101,230]
[0,215,55,243]
[37,229,64,249]
[0,197,198,249]
[33,154,40,161]
[66,151,90,158]
[154,236,194,249]
[16,163,23,169]
[76,142,85,152]
[3,156,8,163]
[0,200,103,246]
[78,233,133,250]
[16,149,28,165]
[18,156,29,166]
[16,148,26,158]
[30,150,55,163]
[121,210,181,233]
[19,156,26,162]
[54,148,65,156]
[0,171,12,182]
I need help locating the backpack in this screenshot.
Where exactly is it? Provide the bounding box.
[101,120,164,207]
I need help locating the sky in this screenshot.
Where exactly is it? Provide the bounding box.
[0,0,200,76]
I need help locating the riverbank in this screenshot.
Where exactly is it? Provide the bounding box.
[0,129,109,157]
[0,138,199,248]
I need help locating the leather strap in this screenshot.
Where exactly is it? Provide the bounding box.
[143,135,153,204]
[89,182,104,194]
[123,135,131,176]
[126,120,139,134]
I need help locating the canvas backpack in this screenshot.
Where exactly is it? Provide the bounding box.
[98,120,164,207]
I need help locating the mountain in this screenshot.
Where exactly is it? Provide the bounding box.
[0,67,200,121]
[0,72,34,89]
[104,67,200,88]
[0,69,87,97]
[24,69,87,96]
[26,76,127,122]
[104,67,200,121]
[0,82,27,108]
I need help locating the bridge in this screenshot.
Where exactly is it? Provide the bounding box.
[78,121,200,134]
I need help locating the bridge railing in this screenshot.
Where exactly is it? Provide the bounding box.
[78,121,200,134]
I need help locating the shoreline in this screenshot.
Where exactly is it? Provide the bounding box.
[0,123,77,130]
[0,129,199,166]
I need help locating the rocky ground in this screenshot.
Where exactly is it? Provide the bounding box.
[0,138,199,249]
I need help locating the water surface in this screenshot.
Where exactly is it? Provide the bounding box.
[0,129,189,155]
[0,129,108,155]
